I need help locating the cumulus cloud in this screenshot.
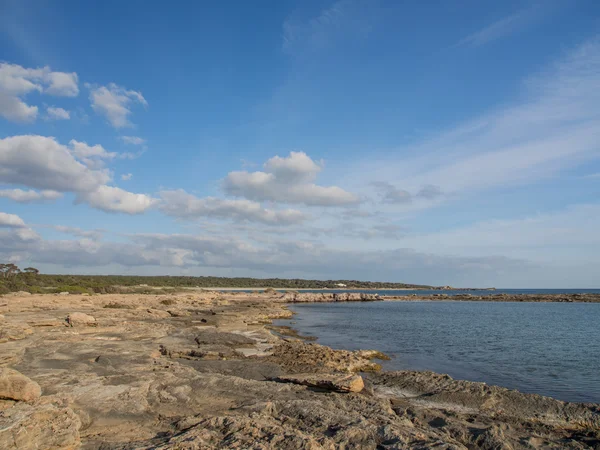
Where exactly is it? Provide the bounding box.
[44,71,79,96]
[159,189,307,225]
[264,151,322,182]
[0,135,155,214]
[0,212,26,228]
[0,63,78,122]
[89,83,147,128]
[69,139,117,169]
[0,188,62,203]
[77,185,157,214]
[0,135,110,192]
[223,151,359,206]
[46,106,70,120]
[0,91,38,122]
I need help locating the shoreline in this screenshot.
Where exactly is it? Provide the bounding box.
[1,291,598,448]
[276,291,600,303]
[277,299,599,404]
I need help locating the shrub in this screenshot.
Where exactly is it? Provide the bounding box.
[50,285,92,294]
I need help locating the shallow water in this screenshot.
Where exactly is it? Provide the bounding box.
[276,301,600,403]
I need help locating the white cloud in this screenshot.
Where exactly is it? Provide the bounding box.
[0,91,38,122]
[223,151,359,206]
[121,173,133,181]
[44,71,79,97]
[77,185,157,214]
[0,63,78,122]
[0,188,62,203]
[0,135,110,192]
[0,212,26,228]
[46,106,70,120]
[0,135,154,214]
[69,139,116,169]
[120,136,146,145]
[264,151,322,182]
[89,83,147,128]
[159,189,307,225]
[68,140,141,168]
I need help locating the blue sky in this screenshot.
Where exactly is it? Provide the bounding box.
[0,0,599,287]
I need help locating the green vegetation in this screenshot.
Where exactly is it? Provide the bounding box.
[0,263,435,295]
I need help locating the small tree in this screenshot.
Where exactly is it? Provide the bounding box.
[0,263,20,278]
[23,267,39,276]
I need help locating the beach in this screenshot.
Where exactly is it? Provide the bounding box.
[1,290,599,449]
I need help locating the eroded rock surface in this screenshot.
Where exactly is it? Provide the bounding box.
[0,291,597,449]
[274,373,365,393]
[0,402,81,449]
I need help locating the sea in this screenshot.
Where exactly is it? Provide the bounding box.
[273,289,600,404]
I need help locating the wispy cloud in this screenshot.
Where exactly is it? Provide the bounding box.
[456,5,542,48]
[119,136,146,146]
[282,0,376,57]
[355,36,600,204]
[405,204,600,265]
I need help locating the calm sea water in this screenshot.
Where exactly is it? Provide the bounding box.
[275,300,600,404]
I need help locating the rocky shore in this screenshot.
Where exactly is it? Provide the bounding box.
[0,290,598,449]
[276,291,600,303]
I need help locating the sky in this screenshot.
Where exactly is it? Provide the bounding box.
[0,0,599,288]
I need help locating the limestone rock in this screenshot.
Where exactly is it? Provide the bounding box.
[195,330,255,346]
[273,373,365,393]
[167,309,191,317]
[146,308,172,319]
[66,312,97,327]
[0,323,33,343]
[0,368,41,402]
[0,403,81,449]
[6,291,31,297]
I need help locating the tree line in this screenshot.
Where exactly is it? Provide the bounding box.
[0,263,435,295]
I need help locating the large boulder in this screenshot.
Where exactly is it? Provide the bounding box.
[66,312,97,327]
[0,403,81,449]
[273,373,365,393]
[0,368,41,402]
